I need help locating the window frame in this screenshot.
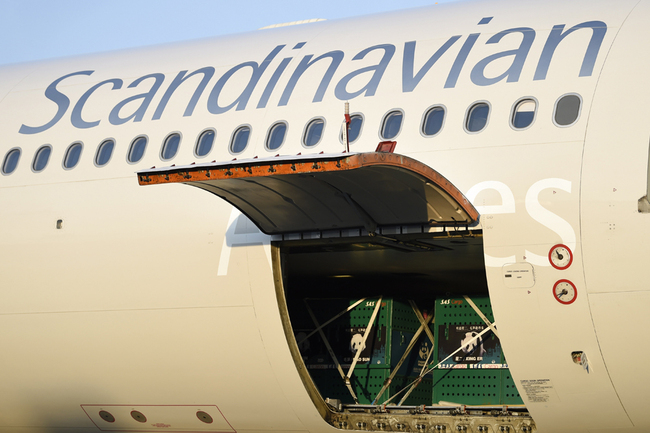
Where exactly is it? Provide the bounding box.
[127,135,148,164]
[420,105,447,138]
[2,147,21,176]
[379,109,405,141]
[32,144,53,173]
[510,97,538,131]
[302,117,326,149]
[94,139,116,168]
[194,129,216,159]
[265,121,288,152]
[62,142,83,170]
[464,101,491,134]
[553,93,583,128]
[160,132,182,162]
[229,124,252,155]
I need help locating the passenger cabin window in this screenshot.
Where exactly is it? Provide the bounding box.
[303,118,324,147]
[466,103,490,133]
[381,110,403,140]
[2,148,21,175]
[63,142,83,169]
[230,126,251,154]
[422,106,445,136]
[161,134,180,161]
[554,94,581,126]
[33,145,52,172]
[128,136,147,163]
[95,139,115,167]
[195,130,215,158]
[512,99,537,129]
[341,114,363,144]
[266,122,287,151]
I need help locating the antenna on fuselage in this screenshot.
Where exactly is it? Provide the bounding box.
[343,102,351,153]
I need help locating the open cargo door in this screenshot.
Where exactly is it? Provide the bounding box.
[137,152,534,432]
[137,152,478,235]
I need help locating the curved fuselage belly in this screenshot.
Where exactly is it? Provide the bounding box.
[2,1,650,432]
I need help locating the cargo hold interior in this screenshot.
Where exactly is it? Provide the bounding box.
[276,228,524,410]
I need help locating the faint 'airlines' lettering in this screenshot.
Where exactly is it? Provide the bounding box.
[216,178,576,274]
[466,178,576,267]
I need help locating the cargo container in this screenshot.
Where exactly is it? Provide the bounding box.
[290,294,522,407]
[432,296,523,406]
[291,297,434,405]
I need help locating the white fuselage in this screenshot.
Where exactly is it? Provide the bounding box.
[2,1,650,432]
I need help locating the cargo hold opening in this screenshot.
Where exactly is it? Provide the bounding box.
[273,227,534,432]
[276,226,505,407]
[281,229,487,299]
[138,152,534,432]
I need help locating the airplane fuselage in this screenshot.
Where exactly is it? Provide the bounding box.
[2,1,650,432]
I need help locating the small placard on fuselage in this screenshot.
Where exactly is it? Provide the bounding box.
[502,263,535,288]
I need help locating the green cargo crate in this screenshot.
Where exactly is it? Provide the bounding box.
[432,369,503,406]
[431,369,522,406]
[297,298,434,370]
[432,296,523,406]
[434,296,503,368]
[502,371,523,404]
[310,367,433,405]
[293,297,435,405]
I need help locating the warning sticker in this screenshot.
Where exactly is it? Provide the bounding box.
[437,324,502,366]
[520,379,557,403]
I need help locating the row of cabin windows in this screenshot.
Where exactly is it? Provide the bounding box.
[1,94,582,176]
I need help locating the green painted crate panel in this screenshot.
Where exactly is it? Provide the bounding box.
[434,296,495,326]
[431,296,522,406]
[433,297,505,369]
[296,298,433,370]
[309,368,432,405]
[302,298,431,331]
[501,371,523,405]
[390,376,433,406]
[432,370,503,406]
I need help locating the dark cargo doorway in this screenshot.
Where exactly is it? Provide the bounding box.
[138,152,531,431]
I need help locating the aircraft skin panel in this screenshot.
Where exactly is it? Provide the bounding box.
[581,0,650,294]
[580,0,650,429]
[475,134,634,432]
[0,180,257,313]
[246,249,339,433]
[588,292,650,430]
[1,0,649,432]
[0,307,308,429]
